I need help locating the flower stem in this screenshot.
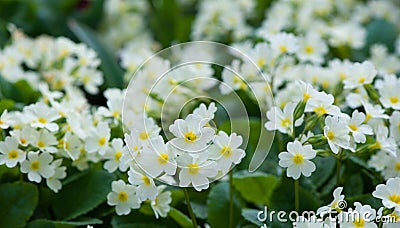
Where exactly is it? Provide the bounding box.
[336,149,343,186]
[183,188,197,228]
[229,170,234,228]
[295,179,299,212]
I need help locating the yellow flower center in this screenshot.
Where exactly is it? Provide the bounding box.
[20,138,27,145]
[8,150,19,159]
[353,218,365,228]
[139,132,149,140]
[305,45,314,54]
[279,45,287,53]
[31,161,40,171]
[157,153,169,165]
[112,111,120,118]
[395,162,400,171]
[117,191,128,202]
[220,146,233,158]
[358,77,366,83]
[389,194,400,204]
[133,146,139,151]
[257,58,266,67]
[184,131,197,143]
[390,97,399,104]
[38,140,45,148]
[65,141,70,150]
[292,153,304,165]
[188,163,199,175]
[281,118,291,128]
[0,120,4,125]
[314,105,328,116]
[389,212,400,222]
[142,176,151,186]
[339,72,347,80]
[327,131,335,140]
[98,137,107,146]
[38,117,47,124]
[303,92,311,101]
[349,124,358,131]
[114,151,122,161]
[365,113,372,122]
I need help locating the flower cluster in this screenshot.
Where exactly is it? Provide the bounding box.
[0,26,103,94]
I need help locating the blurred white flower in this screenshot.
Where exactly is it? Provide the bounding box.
[20,151,54,183]
[0,136,26,168]
[107,180,141,215]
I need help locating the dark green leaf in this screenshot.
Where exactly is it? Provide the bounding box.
[0,182,39,228]
[27,218,102,228]
[68,19,124,89]
[233,171,278,205]
[168,207,193,228]
[52,169,115,220]
[242,209,264,226]
[207,182,245,227]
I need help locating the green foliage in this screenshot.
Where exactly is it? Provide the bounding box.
[241,209,264,226]
[52,169,115,220]
[27,218,102,228]
[233,171,278,205]
[68,20,124,89]
[0,77,40,106]
[168,208,193,228]
[207,182,244,227]
[0,182,39,228]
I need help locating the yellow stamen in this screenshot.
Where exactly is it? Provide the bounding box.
[38,140,45,148]
[327,131,335,140]
[281,118,291,128]
[142,176,151,186]
[389,194,400,204]
[98,137,107,146]
[139,132,149,140]
[305,45,314,54]
[188,163,199,175]
[292,154,304,165]
[157,153,169,165]
[115,151,122,161]
[31,161,40,171]
[117,192,128,202]
[8,150,18,159]
[349,124,358,131]
[390,97,399,104]
[314,106,328,116]
[38,117,47,124]
[184,132,197,143]
[220,146,233,158]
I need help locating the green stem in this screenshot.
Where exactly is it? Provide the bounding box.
[295,179,299,212]
[183,188,197,228]
[336,150,342,186]
[229,170,234,228]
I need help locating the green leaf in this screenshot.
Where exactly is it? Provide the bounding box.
[269,176,321,212]
[242,209,264,226]
[233,171,278,205]
[365,18,398,52]
[168,207,193,228]
[52,169,115,220]
[0,182,39,228]
[68,19,124,89]
[207,182,244,228]
[308,156,336,188]
[0,99,15,113]
[0,77,40,104]
[27,218,102,228]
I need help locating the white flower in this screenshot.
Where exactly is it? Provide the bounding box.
[46,159,66,193]
[0,136,26,168]
[368,151,390,172]
[178,153,218,191]
[374,126,397,157]
[339,202,377,228]
[305,92,340,116]
[128,167,158,201]
[129,115,161,145]
[345,110,373,144]
[297,32,328,64]
[363,102,389,123]
[317,187,345,215]
[343,61,377,89]
[219,60,247,94]
[124,131,145,160]
[0,110,12,129]
[104,138,129,173]
[151,185,172,219]
[85,122,111,155]
[381,151,400,180]
[97,88,125,120]
[169,114,215,152]
[193,102,217,122]
[25,102,61,132]
[278,140,316,179]
[208,131,245,173]
[32,129,58,153]
[265,102,304,134]
[61,132,81,160]
[269,32,299,55]
[20,151,54,183]
[139,137,177,178]
[372,177,400,212]
[376,74,400,110]
[9,126,35,146]
[324,116,351,154]
[390,111,400,142]
[107,180,141,215]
